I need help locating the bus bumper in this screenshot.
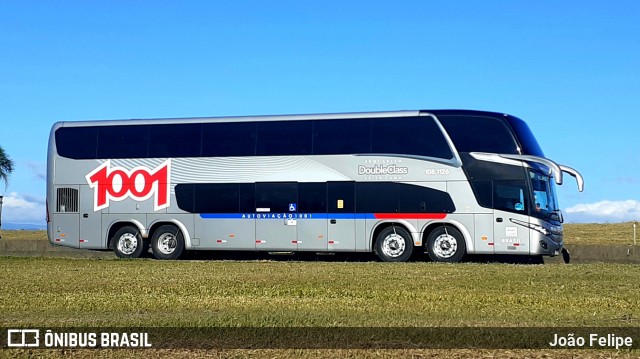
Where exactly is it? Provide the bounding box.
[530,232,564,256]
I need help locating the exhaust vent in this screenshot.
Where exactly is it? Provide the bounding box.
[56,187,79,213]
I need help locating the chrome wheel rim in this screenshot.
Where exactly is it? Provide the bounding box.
[381,233,406,258]
[433,234,457,258]
[157,233,177,255]
[117,233,138,255]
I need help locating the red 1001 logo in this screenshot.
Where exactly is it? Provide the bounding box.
[85,160,171,212]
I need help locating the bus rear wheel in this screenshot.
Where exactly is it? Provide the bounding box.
[426,226,466,263]
[151,225,184,260]
[112,226,145,259]
[375,226,414,262]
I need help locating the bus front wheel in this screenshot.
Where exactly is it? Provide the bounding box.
[151,225,185,260]
[375,226,414,262]
[426,226,466,263]
[112,226,145,259]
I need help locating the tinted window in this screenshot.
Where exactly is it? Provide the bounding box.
[194,183,240,213]
[493,180,528,214]
[149,124,201,157]
[202,122,256,157]
[97,125,149,158]
[371,117,453,159]
[327,181,355,212]
[257,121,312,156]
[438,115,519,154]
[505,116,545,157]
[174,184,195,212]
[175,184,241,213]
[356,182,398,213]
[298,182,327,213]
[255,182,297,212]
[397,183,456,213]
[239,183,256,213]
[469,180,493,209]
[313,119,371,155]
[55,127,98,159]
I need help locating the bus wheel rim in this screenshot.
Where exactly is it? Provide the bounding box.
[117,233,138,255]
[433,234,457,258]
[381,233,406,258]
[157,233,177,255]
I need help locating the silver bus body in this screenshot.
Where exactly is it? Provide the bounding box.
[46,110,583,262]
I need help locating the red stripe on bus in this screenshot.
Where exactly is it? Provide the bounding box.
[374,213,447,220]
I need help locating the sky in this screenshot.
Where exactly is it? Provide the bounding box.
[0,1,639,227]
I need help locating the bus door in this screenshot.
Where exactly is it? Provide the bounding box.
[492,180,530,254]
[327,182,356,251]
[79,185,103,249]
[254,182,298,251]
[296,182,328,251]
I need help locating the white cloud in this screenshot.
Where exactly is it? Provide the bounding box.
[26,161,46,181]
[565,200,640,223]
[1,192,46,225]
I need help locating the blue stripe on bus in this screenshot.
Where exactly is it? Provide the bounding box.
[199,213,374,219]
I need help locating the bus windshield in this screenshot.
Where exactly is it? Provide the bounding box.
[530,170,561,222]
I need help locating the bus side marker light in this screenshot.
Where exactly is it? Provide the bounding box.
[216,240,227,243]
[256,240,266,244]
[229,234,235,238]
[481,236,488,241]
[488,242,494,246]
[329,241,339,245]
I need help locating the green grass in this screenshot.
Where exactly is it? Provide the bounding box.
[1,257,638,328]
[0,229,47,241]
[2,257,639,358]
[563,222,639,245]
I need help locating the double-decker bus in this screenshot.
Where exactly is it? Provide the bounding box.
[47,110,583,262]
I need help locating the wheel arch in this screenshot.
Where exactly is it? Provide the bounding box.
[370,220,419,252]
[421,219,475,254]
[106,219,147,249]
[148,219,193,249]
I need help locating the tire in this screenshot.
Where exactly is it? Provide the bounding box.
[375,226,414,262]
[151,225,184,260]
[112,226,145,259]
[426,226,466,263]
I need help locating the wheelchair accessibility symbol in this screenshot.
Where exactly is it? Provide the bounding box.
[289,203,297,212]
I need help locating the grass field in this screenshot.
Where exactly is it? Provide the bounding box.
[1,257,639,358]
[1,223,639,357]
[2,257,638,328]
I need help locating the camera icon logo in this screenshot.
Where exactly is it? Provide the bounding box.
[7,329,40,347]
